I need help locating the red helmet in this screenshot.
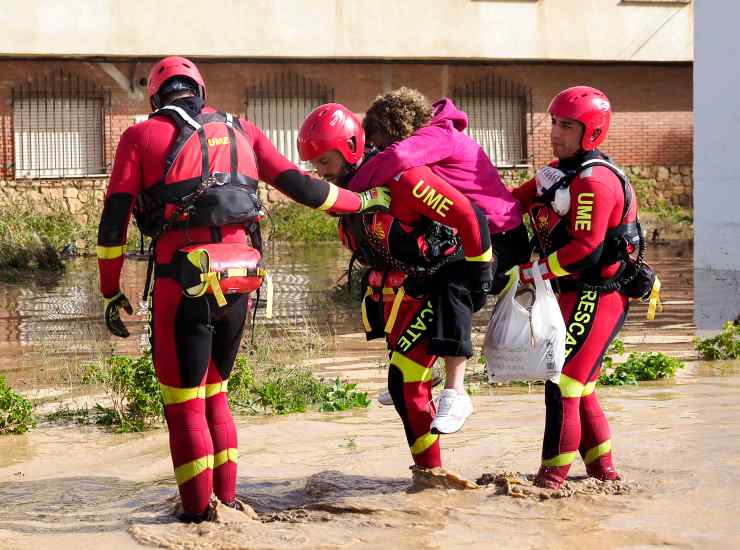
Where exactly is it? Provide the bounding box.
[548,86,611,151]
[298,103,365,164]
[147,56,206,107]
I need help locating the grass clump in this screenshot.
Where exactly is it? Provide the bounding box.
[0,204,80,270]
[694,321,740,360]
[50,323,369,431]
[84,351,164,432]
[228,324,369,415]
[0,375,36,435]
[631,176,693,230]
[229,360,369,415]
[266,203,339,242]
[599,346,684,386]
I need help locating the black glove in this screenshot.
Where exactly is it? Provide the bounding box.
[466,261,493,312]
[104,291,133,338]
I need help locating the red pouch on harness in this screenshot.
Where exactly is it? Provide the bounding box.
[177,242,264,306]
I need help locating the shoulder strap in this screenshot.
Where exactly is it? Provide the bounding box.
[151,104,203,130]
[151,105,209,180]
[578,157,632,222]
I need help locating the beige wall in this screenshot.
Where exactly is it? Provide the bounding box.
[0,0,692,62]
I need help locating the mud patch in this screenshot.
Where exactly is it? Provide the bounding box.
[127,494,308,550]
[251,470,411,521]
[476,471,639,500]
[409,466,479,491]
[125,472,435,549]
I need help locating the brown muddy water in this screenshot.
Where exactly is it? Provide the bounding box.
[2,240,740,549]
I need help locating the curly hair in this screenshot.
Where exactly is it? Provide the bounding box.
[363,87,433,146]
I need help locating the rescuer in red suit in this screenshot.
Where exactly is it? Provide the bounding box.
[512,86,645,489]
[97,57,391,521]
[298,103,492,480]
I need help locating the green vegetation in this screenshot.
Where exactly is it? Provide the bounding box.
[228,324,369,415]
[694,321,740,360]
[83,351,164,432]
[0,375,36,435]
[228,359,369,415]
[0,199,148,271]
[631,176,693,231]
[48,324,369,431]
[601,338,625,372]
[0,204,79,270]
[266,203,339,242]
[599,343,685,386]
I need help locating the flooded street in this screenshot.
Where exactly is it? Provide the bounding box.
[1,360,739,549]
[2,240,740,549]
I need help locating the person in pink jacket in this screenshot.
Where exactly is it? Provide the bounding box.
[354,88,530,433]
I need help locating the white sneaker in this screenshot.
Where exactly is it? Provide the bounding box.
[430,389,474,434]
[377,375,444,406]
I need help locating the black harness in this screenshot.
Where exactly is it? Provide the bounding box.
[538,152,646,293]
[135,105,264,301]
[133,106,262,239]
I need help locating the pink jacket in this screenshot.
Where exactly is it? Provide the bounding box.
[349,98,522,233]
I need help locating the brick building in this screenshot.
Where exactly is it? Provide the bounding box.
[0,0,693,213]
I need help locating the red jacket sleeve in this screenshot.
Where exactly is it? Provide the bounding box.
[97,126,142,297]
[393,166,492,263]
[244,120,363,214]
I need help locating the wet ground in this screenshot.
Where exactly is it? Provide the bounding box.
[3,240,740,549]
[1,359,739,549]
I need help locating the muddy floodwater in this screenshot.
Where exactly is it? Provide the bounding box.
[2,241,740,549]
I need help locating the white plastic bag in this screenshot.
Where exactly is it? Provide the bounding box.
[483,268,566,383]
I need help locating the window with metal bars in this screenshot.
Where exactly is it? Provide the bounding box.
[452,75,532,167]
[245,73,333,170]
[11,71,111,179]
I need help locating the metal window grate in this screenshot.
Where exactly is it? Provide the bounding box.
[11,71,111,179]
[245,72,333,169]
[452,75,532,167]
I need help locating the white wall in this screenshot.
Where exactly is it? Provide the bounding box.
[694,0,740,329]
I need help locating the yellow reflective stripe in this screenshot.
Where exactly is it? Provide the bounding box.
[582,380,597,396]
[160,383,206,405]
[361,287,373,332]
[382,287,396,295]
[547,252,570,277]
[541,451,578,467]
[200,272,227,307]
[317,183,339,211]
[410,432,438,455]
[583,440,612,465]
[213,448,238,468]
[558,374,585,398]
[465,247,493,263]
[390,351,432,383]
[96,244,127,260]
[647,276,662,320]
[187,248,208,269]
[205,380,228,398]
[384,287,405,334]
[174,454,214,485]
